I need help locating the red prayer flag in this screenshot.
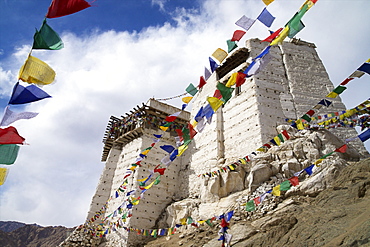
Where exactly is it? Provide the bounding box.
[188,123,197,139]
[231,30,246,41]
[198,76,207,89]
[0,126,25,144]
[282,130,290,140]
[213,90,222,99]
[261,28,283,43]
[235,72,247,87]
[335,144,347,153]
[46,0,91,18]
[154,168,166,175]
[340,78,354,85]
[253,196,261,206]
[306,109,315,116]
[289,176,299,186]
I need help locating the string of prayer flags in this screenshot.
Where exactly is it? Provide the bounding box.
[46,0,91,18]
[0,144,20,165]
[209,57,219,73]
[257,8,276,28]
[212,48,228,64]
[18,55,56,85]
[227,40,238,53]
[33,19,64,50]
[0,168,9,186]
[262,0,274,6]
[235,15,256,31]
[0,127,25,145]
[231,30,246,41]
[0,106,38,127]
[261,28,283,43]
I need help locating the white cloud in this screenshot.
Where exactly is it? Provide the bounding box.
[0,0,369,227]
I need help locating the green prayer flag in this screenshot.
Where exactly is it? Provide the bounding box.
[280,180,291,191]
[333,86,347,95]
[216,82,234,103]
[320,151,334,159]
[205,219,213,227]
[0,144,20,165]
[33,19,64,50]
[302,114,311,122]
[246,200,255,212]
[287,4,308,35]
[186,83,198,96]
[227,39,238,53]
[154,175,161,185]
[187,217,194,224]
[277,133,285,143]
[288,20,305,38]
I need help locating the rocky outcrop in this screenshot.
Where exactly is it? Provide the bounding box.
[144,157,370,247]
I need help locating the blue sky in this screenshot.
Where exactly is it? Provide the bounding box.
[0,0,369,227]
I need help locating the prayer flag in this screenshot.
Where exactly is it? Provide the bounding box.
[0,168,9,186]
[235,72,247,87]
[203,104,214,123]
[182,96,193,104]
[235,15,256,31]
[349,70,365,78]
[19,55,56,85]
[0,106,38,126]
[198,76,207,89]
[253,197,261,206]
[301,0,317,10]
[340,78,354,86]
[257,8,275,28]
[0,144,20,165]
[288,4,308,31]
[280,180,291,191]
[333,86,347,95]
[225,72,238,87]
[262,0,274,5]
[178,144,188,156]
[304,164,314,175]
[33,19,63,50]
[207,97,224,112]
[205,219,213,227]
[326,91,338,98]
[160,145,175,154]
[231,30,246,41]
[46,0,91,18]
[335,144,347,153]
[272,185,281,196]
[318,99,332,107]
[277,133,285,143]
[261,28,283,43]
[270,25,289,45]
[289,176,299,186]
[188,123,197,139]
[209,57,219,73]
[186,83,198,96]
[170,149,178,161]
[212,48,228,64]
[244,46,272,76]
[226,40,238,53]
[288,20,305,38]
[226,211,234,221]
[0,127,25,144]
[273,136,281,146]
[161,155,171,166]
[358,129,370,142]
[165,111,181,122]
[204,67,212,80]
[213,89,222,99]
[246,200,255,211]
[357,62,370,75]
[217,82,234,103]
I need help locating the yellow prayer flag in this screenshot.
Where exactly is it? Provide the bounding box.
[0,168,8,186]
[212,48,228,64]
[225,72,238,87]
[19,55,56,85]
[273,136,281,146]
[182,96,193,104]
[190,120,198,127]
[229,165,235,171]
[262,0,274,5]
[197,220,206,224]
[207,97,224,112]
[144,180,155,190]
[326,92,338,98]
[296,119,304,130]
[270,26,289,46]
[180,218,187,225]
[314,159,323,165]
[366,58,370,63]
[141,150,150,155]
[301,0,315,10]
[272,185,281,196]
[177,144,188,156]
[160,126,169,131]
[137,177,148,182]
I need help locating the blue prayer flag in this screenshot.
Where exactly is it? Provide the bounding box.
[9,82,51,105]
[257,8,275,28]
[209,57,219,73]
